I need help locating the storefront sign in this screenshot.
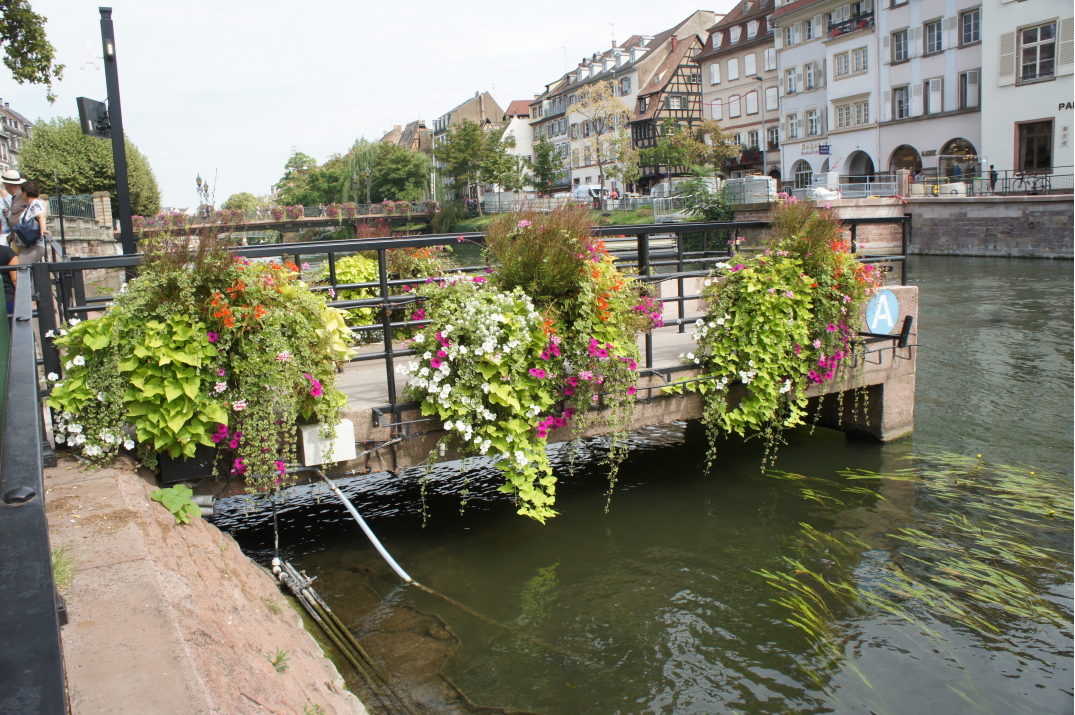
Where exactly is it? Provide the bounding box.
[922,149,937,156]
[799,141,828,156]
[819,144,830,155]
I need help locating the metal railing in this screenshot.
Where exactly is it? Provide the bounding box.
[35,217,910,435]
[166,201,442,227]
[0,265,68,713]
[907,167,1074,197]
[794,181,899,200]
[827,12,874,36]
[48,194,96,220]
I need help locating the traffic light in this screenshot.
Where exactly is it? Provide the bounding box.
[76,97,110,139]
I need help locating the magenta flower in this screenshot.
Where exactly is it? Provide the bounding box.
[437,349,447,358]
[596,348,609,359]
[529,368,547,379]
[207,331,219,343]
[731,264,746,272]
[218,369,226,377]
[824,369,835,380]
[564,385,575,397]
[430,357,443,369]
[232,458,247,475]
[413,308,425,320]
[310,382,322,397]
[826,323,837,332]
[628,385,637,396]
[517,220,532,228]
[794,344,802,356]
[275,460,286,476]
[568,376,579,387]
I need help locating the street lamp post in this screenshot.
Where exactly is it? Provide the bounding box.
[352,171,358,207]
[753,76,768,177]
[364,168,372,206]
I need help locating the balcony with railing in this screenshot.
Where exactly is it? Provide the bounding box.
[827,12,874,38]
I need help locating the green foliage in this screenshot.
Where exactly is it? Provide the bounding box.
[0,0,63,102]
[46,228,356,490]
[678,169,734,223]
[432,119,486,209]
[276,142,431,207]
[150,484,201,525]
[274,152,346,208]
[19,117,161,216]
[479,126,522,193]
[51,543,77,592]
[528,136,563,194]
[639,118,740,170]
[430,201,466,233]
[222,192,258,212]
[369,142,432,202]
[676,198,883,472]
[265,647,291,673]
[329,254,378,324]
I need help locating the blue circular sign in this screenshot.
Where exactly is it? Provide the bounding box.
[865,289,899,334]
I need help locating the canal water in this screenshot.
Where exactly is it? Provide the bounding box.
[217,256,1073,715]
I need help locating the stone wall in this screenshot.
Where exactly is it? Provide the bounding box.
[905,195,1073,258]
[733,197,907,256]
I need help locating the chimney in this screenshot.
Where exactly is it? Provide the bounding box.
[672,35,678,51]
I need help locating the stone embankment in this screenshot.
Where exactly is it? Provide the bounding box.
[45,457,366,715]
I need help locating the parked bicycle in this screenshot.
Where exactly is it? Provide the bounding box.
[1011,172,1051,195]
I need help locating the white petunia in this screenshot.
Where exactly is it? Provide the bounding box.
[69,318,81,325]
[72,355,86,366]
[123,439,135,450]
[444,420,454,431]
[413,333,425,343]
[97,391,106,401]
[45,330,54,338]
[47,372,59,381]
[65,361,72,370]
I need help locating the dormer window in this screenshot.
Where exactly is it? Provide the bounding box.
[730,26,742,43]
[615,51,625,67]
[767,15,774,31]
[713,31,724,48]
[589,64,598,78]
[576,69,584,82]
[747,20,759,38]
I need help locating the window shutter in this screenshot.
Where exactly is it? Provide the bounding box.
[911,26,922,57]
[1059,17,1074,76]
[796,68,803,91]
[745,53,756,76]
[813,14,823,35]
[911,82,923,116]
[794,22,801,44]
[883,89,891,121]
[710,62,721,85]
[944,16,957,50]
[779,73,785,96]
[883,35,890,65]
[713,100,723,120]
[928,78,942,114]
[775,31,783,49]
[864,0,873,10]
[817,61,824,86]
[967,70,979,107]
[998,31,1017,86]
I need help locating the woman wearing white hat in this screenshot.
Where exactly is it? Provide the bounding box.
[0,169,27,247]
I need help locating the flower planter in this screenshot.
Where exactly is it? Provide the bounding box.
[159,442,216,485]
[298,419,357,466]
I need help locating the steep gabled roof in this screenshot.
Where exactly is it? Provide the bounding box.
[633,36,703,122]
[695,0,776,61]
[505,100,531,118]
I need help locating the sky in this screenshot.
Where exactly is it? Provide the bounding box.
[4,0,738,209]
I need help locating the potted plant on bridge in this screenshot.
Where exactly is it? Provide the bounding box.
[46,230,356,489]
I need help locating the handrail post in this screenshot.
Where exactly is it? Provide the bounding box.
[377,249,398,416]
[32,263,61,381]
[850,222,858,253]
[676,229,685,334]
[637,231,653,368]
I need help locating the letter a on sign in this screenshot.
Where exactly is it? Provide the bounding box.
[866,289,898,333]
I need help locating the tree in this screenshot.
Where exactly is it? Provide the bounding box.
[340,138,379,204]
[369,142,432,203]
[639,118,741,171]
[529,136,563,195]
[222,192,258,212]
[0,0,63,103]
[604,128,640,199]
[19,117,161,216]
[432,119,486,213]
[479,126,525,207]
[573,81,631,206]
[274,153,347,207]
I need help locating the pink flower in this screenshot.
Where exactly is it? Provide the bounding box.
[627,385,637,396]
[578,370,594,381]
[232,399,248,411]
[731,264,746,272]
[529,368,547,379]
[232,458,247,475]
[794,344,802,356]
[218,369,226,377]
[207,331,219,343]
[437,349,447,358]
[564,385,575,396]
[517,220,532,228]
[413,308,426,320]
[826,323,837,332]
[310,382,322,398]
[596,348,609,359]
[430,357,443,369]
[568,376,579,387]
[812,339,822,349]
[275,460,286,476]
[824,369,835,381]
[277,350,292,362]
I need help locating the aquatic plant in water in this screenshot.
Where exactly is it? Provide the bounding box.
[757,450,1073,682]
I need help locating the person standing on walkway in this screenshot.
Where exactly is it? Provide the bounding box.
[10,181,50,263]
[989,165,999,193]
[0,169,27,247]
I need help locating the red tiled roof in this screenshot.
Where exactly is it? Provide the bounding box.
[505,100,531,118]
[771,0,826,21]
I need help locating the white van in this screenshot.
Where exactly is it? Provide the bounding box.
[571,184,606,204]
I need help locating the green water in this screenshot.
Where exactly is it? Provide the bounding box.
[218,256,1073,714]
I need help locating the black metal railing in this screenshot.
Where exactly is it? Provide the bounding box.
[828,12,874,36]
[0,266,68,713]
[36,216,909,434]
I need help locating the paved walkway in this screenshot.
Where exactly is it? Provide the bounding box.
[46,458,365,715]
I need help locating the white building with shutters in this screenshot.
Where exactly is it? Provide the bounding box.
[980,0,1073,174]
[771,0,882,187]
[876,0,983,179]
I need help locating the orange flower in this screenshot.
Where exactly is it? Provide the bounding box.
[224,316,234,328]
[269,261,281,270]
[255,305,267,319]
[285,261,299,272]
[543,319,555,336]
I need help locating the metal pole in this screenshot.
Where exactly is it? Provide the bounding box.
[99,7,137,256]
[53,170,67,258]
[377,249,397,413]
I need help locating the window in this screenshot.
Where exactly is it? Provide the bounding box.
[853,47,868,72]
[748,130,759,148]
[688,71,701,84]
[1018,120,1052,171]
[764,48,777,71]
[793,159,812,187]
[667,95,683,110]
[925,20,943,54]
[710,62,721,85]
[748,20,759,38]
[959,70,980,108]
[805,63,815,89]
[728,58,740,81]
[570,123,577,139]
[926,78,943,114]
[787,112,801,139]
[807,109,820,135]
[894,86,910,119]
[729,94,741,117]
[855,99,869,124]
[745,53,756,76]
[960,9,979,45]
[712,99,723,120]
[765,86,779,110]
[835,52,850,77]
[730,26,742,43]
[836,105,851,128]
[638,97,648,113]
[1020,23,1056,81]
[785,26,795,46]
[804,18,814,40]
[786,67,798,93]
[620,77,631,94]
[570,95,577,105]
[713,31,724,48]
[892,30,908,62]
[767,126,779,148]
[746,90,759,114]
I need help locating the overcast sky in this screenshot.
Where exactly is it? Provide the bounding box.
[4,1,736,208]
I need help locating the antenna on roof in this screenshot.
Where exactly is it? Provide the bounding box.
[610,23,615,47]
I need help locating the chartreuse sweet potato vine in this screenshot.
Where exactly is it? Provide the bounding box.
[47,231,355,491]
[399,206,660,522]
[669,196,884,470]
